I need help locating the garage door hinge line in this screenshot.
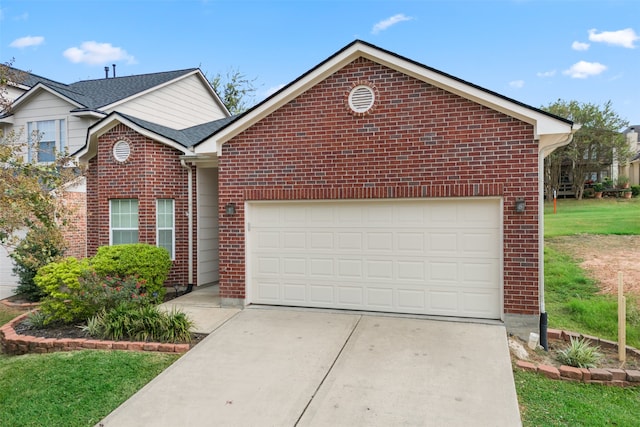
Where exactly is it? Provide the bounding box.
[294,314,363,426]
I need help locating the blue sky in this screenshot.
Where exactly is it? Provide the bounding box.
[2,0,639,124]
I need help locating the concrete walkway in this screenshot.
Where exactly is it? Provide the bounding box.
[99,287,521,426]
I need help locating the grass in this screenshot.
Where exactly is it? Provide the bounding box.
[543,246,640,349]
[515,370,640,426]
[544,197,640,237]
[0,305,179,427]
[516,197,640,426]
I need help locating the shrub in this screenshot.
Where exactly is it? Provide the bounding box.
[10,226,66,302]
[556,337,603,368]
[631,185,640,197]
[91,244,172,301]
[34,263,152,325]
[85,303,193,343]
[34,257,93,324]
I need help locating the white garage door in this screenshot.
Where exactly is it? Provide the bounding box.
[247,199,502,319]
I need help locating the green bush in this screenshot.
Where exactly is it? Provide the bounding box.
[631,185,640,197]
[91,244,172,301]
[10,226,66,302]
[84,303,193,343]
[34,262,153,325]
[34,257,93,324]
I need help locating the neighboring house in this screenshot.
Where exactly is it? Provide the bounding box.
[0,67,229,299]
[78,40,575,337]
[622,125,640,185]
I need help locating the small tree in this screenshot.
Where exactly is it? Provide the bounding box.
[1,61,79,299]
[542,100,630,200]
[208,68,258,115]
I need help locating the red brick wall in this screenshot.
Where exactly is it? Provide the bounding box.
[219,58,540,315]
[61,190,87,259]
[86,124,197,287]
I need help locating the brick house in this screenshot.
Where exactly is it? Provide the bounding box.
[79,41,575,336]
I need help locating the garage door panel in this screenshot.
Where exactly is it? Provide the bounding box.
[248,199,501,319]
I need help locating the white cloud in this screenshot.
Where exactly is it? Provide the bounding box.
[509,80,524,89]
[63,41,136,65]
[588,28,639,48]
[571,41,590,51]
[371,14,413,34]
[10,35,44,48]
[563,61,607,79]
[536,70,556,78]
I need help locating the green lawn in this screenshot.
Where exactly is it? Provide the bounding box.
[517,197,640,426]
[0,305,179,427]
[544,197,640,237]
[515,370,640,426]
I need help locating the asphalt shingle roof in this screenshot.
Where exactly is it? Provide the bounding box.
[119,113,237,148]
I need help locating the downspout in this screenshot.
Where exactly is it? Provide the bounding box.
[538,153,548,351]
[538,129,577,350]
[180,159,194,292]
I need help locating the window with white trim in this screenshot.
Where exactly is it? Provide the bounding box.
[110,199,139,245]
[156,199,175,259]
[27,119,66,163]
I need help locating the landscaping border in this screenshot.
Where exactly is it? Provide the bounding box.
[515,328,640,387]
[0,312,190,356]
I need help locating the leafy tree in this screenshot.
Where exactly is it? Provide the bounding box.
[208,68,258,115]
[1,60,79,299]
[542,100,630,200]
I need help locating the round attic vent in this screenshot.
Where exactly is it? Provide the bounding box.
[113,140,131,163]
[348,85,375,113]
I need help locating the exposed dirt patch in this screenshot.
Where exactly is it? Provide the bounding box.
[546,235,640,296]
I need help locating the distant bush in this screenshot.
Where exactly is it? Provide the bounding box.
[631,185,640,197]
[91,244,172,302]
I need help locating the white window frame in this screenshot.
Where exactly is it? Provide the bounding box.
[109,199,139,245]
[27,119,67,163]
[156,199,175,260]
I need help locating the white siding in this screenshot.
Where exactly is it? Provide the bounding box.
[6,90,93,156]
[106,74,227,129]
[0,246,18,300]
[197,167,219,285]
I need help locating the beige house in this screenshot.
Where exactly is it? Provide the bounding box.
[0,67,229,299]
[622,125,640,186]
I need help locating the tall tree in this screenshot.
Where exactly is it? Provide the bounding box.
[208,68,258,115]
[542,100,630,200]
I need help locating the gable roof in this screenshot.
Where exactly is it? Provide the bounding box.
[75,112,236,163]
[7,68,221,116]
[195,40,575,156]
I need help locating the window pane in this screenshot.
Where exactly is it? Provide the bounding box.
[59,119,66,152]
[158,230,172,255]
[156,199,174,259]
[113,230,139,245]
[38,140,55,162]
[110,199,139,246]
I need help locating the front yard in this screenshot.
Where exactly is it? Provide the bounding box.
[516,197,640,426]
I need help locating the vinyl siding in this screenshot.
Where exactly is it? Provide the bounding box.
[105,74,227,129]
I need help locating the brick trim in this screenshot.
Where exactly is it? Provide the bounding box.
[0,312,190,355]
[243,184,504,201]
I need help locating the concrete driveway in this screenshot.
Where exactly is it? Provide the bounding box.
[98,308,521,426]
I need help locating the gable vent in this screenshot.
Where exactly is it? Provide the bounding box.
[113,140,131,163]
[348,85,375,113]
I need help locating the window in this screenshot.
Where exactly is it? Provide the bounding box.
[110,199,139,245]
[27,119,66,163]
[156,199,175,259]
